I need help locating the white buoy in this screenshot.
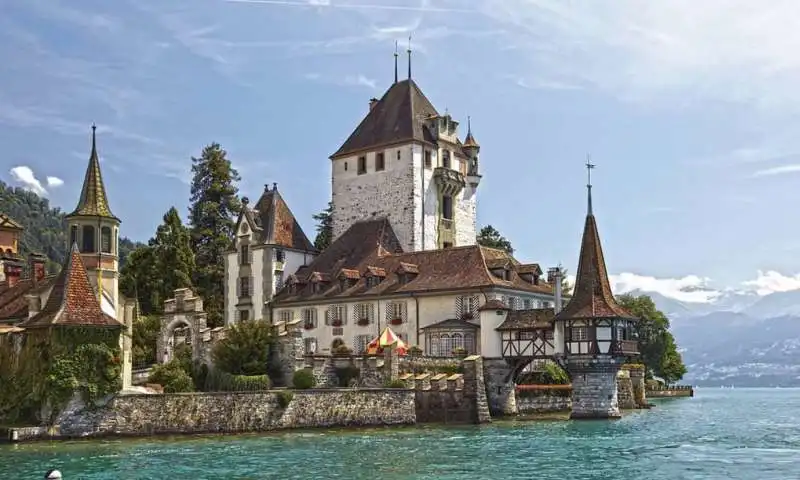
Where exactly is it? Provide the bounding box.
[45,469,62,479]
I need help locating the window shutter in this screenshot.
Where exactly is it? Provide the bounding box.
[455,296,464,317]
[325,307,331,326]
[236,278,241,297]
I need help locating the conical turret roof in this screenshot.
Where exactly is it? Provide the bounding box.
[66,125,119,221]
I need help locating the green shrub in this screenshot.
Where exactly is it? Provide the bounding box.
[205,369,271,391]
[148,361,195,393]
[452,347,468,357]
[385,379,407,388]
[276,391,294,409]
[331,338,345,350]
[292,369,316,389]
[335,365,360,387]
[333,344,352,356]
[434,362,463,375]
[212,320,275,376]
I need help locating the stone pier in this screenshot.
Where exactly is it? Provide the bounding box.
[566,356,622,419]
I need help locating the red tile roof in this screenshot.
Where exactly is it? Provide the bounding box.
[497,308,555,330]
[273,218,556,305]
[554,212,635,321]
[0,257,57,323]
[19,244,122,329]
[239,185,315,252]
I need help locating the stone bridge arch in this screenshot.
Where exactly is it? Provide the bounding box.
[157,288,208,365]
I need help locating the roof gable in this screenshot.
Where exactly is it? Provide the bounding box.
[20,244,122,328]
[331,79,439,158]
[251,185,315,252]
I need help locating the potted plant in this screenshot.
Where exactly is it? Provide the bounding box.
[409,345,423,357]
[452,347,468,358]
[332,319,343,327]
[357,318,370,327]
[390,318,403,326]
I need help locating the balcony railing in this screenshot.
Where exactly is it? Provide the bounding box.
[611,340,639,355]
[433,167,466,196]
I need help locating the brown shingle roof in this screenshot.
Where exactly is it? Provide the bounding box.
[0,213,23,231]
[0,257,57,323]
[497,308,555,330]
[331,79,439,159]
[273,219,556,305]
[250,185,315,252]
[19,244,122,329]
[364,266,386,277]
[337,269,360,280]
[553,209,635,321]
[478,299,509,311]
[67,125,119,221]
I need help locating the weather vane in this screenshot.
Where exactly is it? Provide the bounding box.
[585,154,595,187]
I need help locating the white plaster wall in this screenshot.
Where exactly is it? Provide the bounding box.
[331,144,416,251]
[278,249,311,294]
[456,185,478,246]
[224,250,237,326]
[250,248,264,321]
[480,308,507,358]
[417,145,439,251]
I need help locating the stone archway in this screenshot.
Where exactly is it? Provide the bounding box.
[157,288,208,365]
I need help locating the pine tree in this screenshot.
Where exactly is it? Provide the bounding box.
[151,207,195,299]
[120,245,161,315]
[312,201,333,251]
[188,143,241,327]
[476,225,514,254]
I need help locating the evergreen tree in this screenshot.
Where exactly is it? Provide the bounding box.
[476,225,514,254]
[151,207,195,299]
[617,293,687,383]
[119,245,161,315]
[188,143,241,327]
[312,201,333,251]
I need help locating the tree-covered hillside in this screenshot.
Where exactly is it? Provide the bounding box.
[0,181,142,273]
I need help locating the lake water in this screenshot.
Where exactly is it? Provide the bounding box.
[2,388,799,479]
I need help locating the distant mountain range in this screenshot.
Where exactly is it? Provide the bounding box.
[627,288,800,387]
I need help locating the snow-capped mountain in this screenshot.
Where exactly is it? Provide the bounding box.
[623,288,800,387]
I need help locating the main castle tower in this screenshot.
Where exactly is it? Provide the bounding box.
[329,51,482,252]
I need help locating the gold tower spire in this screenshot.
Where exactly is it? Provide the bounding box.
[66,124,118,220]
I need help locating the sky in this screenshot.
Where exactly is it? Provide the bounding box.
[3,0,800,303]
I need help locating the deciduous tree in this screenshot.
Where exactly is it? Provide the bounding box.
[188,143,241,327]
[617,293,687,383]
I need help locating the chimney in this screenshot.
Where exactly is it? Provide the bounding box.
[369,98,379,111]
[25,293,41,318]
[29,253,46,285]
[548,267,563,313]
[3,257,22,288]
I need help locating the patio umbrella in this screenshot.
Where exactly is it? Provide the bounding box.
[366,327,408,356]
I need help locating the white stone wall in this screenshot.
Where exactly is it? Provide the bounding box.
[479,309,507,358]
[331,141,479,252]
[331,145,417,251]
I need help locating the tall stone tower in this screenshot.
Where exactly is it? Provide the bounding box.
[65,125,121,315]
[552,166,639,419]
[329,62,481,252]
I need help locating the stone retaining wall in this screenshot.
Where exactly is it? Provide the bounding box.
[516,387,572,414]
[647,387,694,398]
[9,389,415,442]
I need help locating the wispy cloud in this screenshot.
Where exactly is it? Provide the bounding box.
[344,74,377,89]
[752,164,800,177]
[9,166,63,196]
[223,0,479,14]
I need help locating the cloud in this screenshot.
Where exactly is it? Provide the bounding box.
[610,272,720,303]
[344,74,377,89]
[742,271,800,296]
[752,164,800,177]
[482,1,800,111]
[9,166,63,196]
[224,0,477,14]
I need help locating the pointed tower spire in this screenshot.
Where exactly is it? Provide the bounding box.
[464,115,480,148]
[66,124,118,221]
[394,40,399,84]
[553,160,633,320]
[407,36,412,79]
[586,155,595,215]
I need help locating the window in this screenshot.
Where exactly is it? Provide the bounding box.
[81,225,95,253]
[304,337,318,355]
[442,150,451,169]
[326,304,347,325]
[386,301,407,324]
[457,295,480,320]
[424,150,432,169]
[366,276,381,288]
[523,298,532,310]
[275,249,285,262]
[376,152,385,171]
[302,308,317,328]
[69,226,78,247]
[274,271,284,292]
[344,161,348,171]
[239,310,250,322]
[240,244,250,265]
[508,297,520,310]
[396,150,401,160]
[459,159,467,175]
[353,303,374,325]
[238,277,251,297]
[101,227,112,253]
[358,156,367,174]
[442,195,453,220]
[442,242,453,249]
[279,310,294,323]
[571,326,588,341]
[353,334,372,354]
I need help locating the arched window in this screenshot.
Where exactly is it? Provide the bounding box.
[452,333,464,351]
[440,334,452,357]
[101,226,112,253]
[70,225,78,247]
[81,225,95,253]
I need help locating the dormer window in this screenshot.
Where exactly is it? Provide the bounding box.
[396,263,419,285]
[442,150,451,169]
[366,276,380,288]
[313,282,324,294]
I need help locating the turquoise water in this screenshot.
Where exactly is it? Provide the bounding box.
[2,389,799,479]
